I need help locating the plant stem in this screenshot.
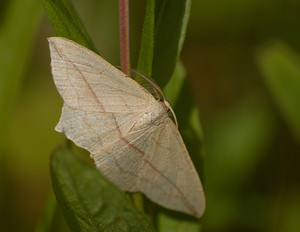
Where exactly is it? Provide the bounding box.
[119,0,144,213]
[132,192,144,213]
[119,0,131,75]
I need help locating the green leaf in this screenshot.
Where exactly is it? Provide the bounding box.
[137,0,155,77]
[157,211,200,232]
[153,0,191,88]
[257,42,300,143]
[40,0,97,52]
[0,0,42,154]
[163,61,187,106]
[174,80,205,178]
[50,148,155,232]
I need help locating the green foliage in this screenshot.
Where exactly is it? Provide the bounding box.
[257,42,300,144]
[137,0,155,76]
[157,211,200,232]
[153,0,191,88]
[164,61,187,107]
[50,148,154,232]
[2,0,300,231]
[40,0,96,52]
[137,0,192,86]
[172,77,204,177]
[0,0,42,154]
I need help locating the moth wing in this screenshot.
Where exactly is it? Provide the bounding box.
[48,37,156,113]
[93,118,205,218]
[55,104,146,154]
[49,37,158,149]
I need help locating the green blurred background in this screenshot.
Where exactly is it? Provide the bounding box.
[1,0,300,231]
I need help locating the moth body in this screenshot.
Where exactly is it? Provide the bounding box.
[131,102,168,131]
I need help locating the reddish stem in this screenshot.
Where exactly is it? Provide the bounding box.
[119,0,144,213]
[119,0,130,75]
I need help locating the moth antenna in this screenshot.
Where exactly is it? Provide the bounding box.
[128,69,178,127]
[130,69,165,101]
[164,100,178,128]
[129,70,178,127]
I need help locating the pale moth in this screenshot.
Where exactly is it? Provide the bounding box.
[48,37,205,217]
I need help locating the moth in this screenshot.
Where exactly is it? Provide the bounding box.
[48,37,205,217]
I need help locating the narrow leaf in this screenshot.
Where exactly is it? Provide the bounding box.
[174,80,204,179]
[153,0,191,87]
[50,148,155,232]
[40,0,97,52]
[137,0,155,76]
[163,61,187,106]
[134,0,155,92]
[257,42,300,143]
